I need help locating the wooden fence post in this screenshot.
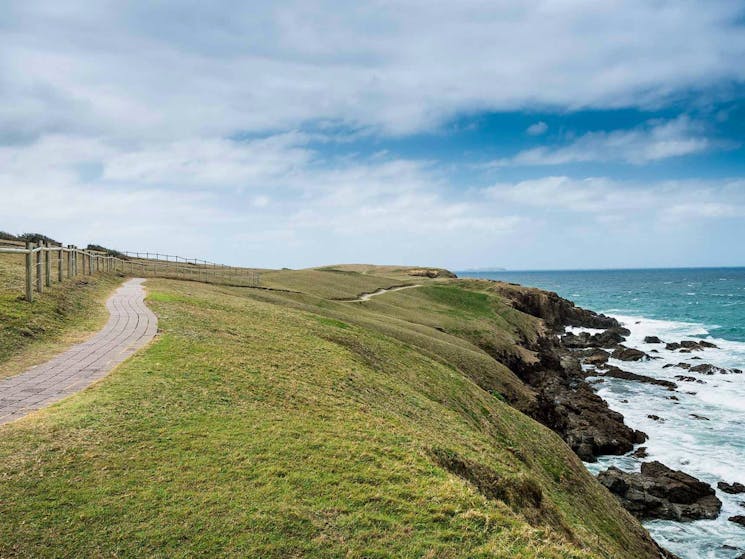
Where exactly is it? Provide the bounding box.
[58,248,64,282]
[66,246,72,278]
[36,242,44,293]
[89,253,93,275]
[25,242,34,302]
[44,242,51,287]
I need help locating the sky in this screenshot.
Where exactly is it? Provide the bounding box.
[1,1,744,270]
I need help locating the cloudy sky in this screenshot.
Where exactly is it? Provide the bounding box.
[2,1,744,270]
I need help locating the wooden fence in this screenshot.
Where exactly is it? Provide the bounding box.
[0,240,260,302]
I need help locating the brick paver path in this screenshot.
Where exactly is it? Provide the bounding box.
[0,278,157,425]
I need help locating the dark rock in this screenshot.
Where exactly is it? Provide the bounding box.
[600,365,677,389]
[647,415,665,422]
[667,340,719,352]
[674,375,706,384]
[719,481,745,494]
[490,284,620,332]
[597,461,722,521]
[579,348,610,365]
[561,331,593,348]
[690,414,710,421]
[480,283,647,463]
[562,328,627,349]
[663,362,691,370]
[533,377,647,462]
[729,515,745,527]
[644,336,664,344]
[611,346,649,362]
[632,446,649,458]
[690,363,727,375]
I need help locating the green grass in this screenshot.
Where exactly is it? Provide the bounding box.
[260,268,421,299]
[0,268,661,558]
[0,253,123,379]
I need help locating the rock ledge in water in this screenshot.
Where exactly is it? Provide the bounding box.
[644,336,663,344]
[610,346,650,362]
[719,481,745,494]
[597,461,722,521]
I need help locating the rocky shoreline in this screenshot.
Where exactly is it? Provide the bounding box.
[488,282,745,557]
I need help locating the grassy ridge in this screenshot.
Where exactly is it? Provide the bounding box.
[0,253,123,379]
[0,269,660,558]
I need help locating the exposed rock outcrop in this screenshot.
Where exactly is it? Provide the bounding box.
[719,481,745,494]
[598,461,722,521]
[611,346,650,362]
[533,377,647,462]
[562,328,627,349]
[579,348,610,365]
[666,340,719,352]
[674,375,706,384]
[595,365,677,390]
[644,336,663,344]
[491,284,619,332]
[408,268,457,279]
[689,363,743,375]
[479,282,647,462]
[632,446,649,459]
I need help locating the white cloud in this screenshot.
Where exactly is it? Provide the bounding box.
[0,133,524,266]
[0,3,744,269]
[1,2,744,140]
[102,133,313,188]
[489,175,745,223]
[494,116,716,166]
[526,121,548,136]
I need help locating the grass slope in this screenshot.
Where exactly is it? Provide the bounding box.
[0,253,123,379]
[0,268,660,558]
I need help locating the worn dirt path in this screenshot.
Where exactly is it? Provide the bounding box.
[0,278,157,425]
[344,284,421,302]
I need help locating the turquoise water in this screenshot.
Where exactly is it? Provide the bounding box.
[459,268,745,559]
[460,268,745,342]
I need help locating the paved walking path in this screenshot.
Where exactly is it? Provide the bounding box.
[0,278,157,425]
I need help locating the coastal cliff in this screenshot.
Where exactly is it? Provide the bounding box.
[0,259,676,558]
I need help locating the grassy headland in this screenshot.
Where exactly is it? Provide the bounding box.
[0,265,662,558]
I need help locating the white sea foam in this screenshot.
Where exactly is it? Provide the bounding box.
[582,313,745,559]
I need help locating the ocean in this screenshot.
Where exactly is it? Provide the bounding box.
[458,268,745,559]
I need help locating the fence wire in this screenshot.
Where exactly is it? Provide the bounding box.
[0,243,260,302]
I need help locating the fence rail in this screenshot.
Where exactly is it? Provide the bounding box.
[0,242,260,302]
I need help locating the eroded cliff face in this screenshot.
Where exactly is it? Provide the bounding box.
[478,282,646,462]
[488,282,618,332]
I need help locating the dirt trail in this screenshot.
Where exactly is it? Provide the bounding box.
[343,284,421,302]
